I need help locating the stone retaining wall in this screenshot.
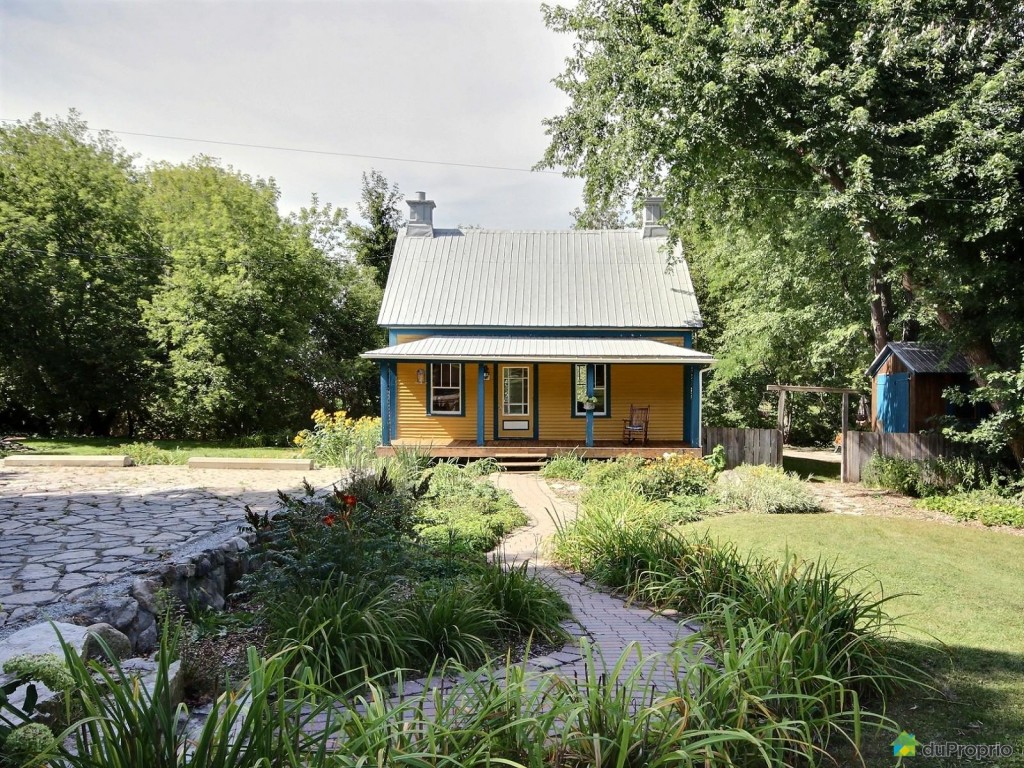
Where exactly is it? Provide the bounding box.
[75,532,260,654]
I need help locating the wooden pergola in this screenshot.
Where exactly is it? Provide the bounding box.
[767,384,863,482]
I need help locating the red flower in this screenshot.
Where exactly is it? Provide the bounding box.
[323,514,336,527]
[343,494,357,508]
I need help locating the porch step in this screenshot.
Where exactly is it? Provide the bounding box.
[493,454,548,472]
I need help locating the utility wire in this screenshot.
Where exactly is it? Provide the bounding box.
[0,118,1005,203]
[0,118,561,175]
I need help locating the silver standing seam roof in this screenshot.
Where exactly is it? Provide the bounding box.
[362,336,716,364]
[377,229,702,329]
[866,342,972,376]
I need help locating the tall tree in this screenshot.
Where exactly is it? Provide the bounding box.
[541,0,1024,458]
[291,198,385,416]
[142,158,339,438]
[346,170,404,288]
[0,112,161,434]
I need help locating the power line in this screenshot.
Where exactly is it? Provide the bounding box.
[0,118,561,176]
[0,118,1005,203]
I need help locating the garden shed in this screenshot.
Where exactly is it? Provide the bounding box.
[866,342,973,433]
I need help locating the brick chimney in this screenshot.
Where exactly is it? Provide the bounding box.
[641,196,668,238]
[406,191,435,238]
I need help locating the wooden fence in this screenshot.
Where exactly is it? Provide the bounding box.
[702,427,783,469]
[842,431,952,482]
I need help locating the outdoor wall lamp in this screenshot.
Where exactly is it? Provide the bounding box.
[416,368,425,384]
[483,366,490,381]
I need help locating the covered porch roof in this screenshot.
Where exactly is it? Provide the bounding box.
[362,336,716,365]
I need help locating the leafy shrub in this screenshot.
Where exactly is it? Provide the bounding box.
[1,722,56,767]
[293,409,380,469]
[581,454,645,488]
[108,441,187,465]
[917,454,1005,495]
[704,443,727,473]
[417,463,527,553]
[663,492,716,523]
[541,453,588,481]
[51,610,903,768]
[248,469,423,594]
[461,457,502,477]
[918,490,1024,528]
[473,560,570,643]
[406,583,498,669]
[636,452,717,498]
[264,574,411,689]
[862,453,925,496]
[715,464,822,514]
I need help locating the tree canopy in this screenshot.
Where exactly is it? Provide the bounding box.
[541,0,1024,459]
[0,113,161,434]
[0,113,390,439]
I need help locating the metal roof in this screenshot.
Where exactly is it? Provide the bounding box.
[362,336,716,365]
[377,229,702,329]
[866,342,972,376]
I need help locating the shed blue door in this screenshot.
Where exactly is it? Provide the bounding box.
[876,373,909,433]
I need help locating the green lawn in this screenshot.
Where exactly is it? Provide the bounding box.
[782,454,841,481]
[690,514,1024,767]
[19,436,300,461]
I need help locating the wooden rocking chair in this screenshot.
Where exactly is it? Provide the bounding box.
[622,405,650,445]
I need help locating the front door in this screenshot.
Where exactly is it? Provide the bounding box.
[497,364,533,438]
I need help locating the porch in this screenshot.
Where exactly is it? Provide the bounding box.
[376,438,701,470]
[376,438,701,460]
[363,335,715,452]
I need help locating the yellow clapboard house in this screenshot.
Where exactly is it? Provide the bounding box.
[362,193,713,460]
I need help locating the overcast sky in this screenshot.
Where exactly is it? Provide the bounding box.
[0,0,585,229]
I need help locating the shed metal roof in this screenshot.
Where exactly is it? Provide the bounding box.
[866,342,972,376]
[362,336,715,365]
[377,229,702,329]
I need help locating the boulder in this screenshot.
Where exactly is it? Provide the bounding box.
[83,623,133,661]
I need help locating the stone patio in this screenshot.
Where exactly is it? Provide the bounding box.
[0,464,342,637]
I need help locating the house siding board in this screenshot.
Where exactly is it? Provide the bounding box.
[379,229,701,329]
[395,363,484,443]
[393,362,686,444]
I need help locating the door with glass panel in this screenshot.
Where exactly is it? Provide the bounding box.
[498,364,532,438]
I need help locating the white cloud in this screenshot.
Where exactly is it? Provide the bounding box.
[0,0,585,228]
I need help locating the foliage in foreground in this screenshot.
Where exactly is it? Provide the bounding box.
[34,626,901,768]
[552,503,919,710]
[245,461,553,688]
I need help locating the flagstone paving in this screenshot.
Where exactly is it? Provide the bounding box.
[0,464,342,637]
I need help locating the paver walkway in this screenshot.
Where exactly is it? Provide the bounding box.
[488,473,694,690]
[0,464,342,636]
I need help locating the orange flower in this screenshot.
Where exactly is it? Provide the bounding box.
[323,514,336,527]
[343,494,357,508]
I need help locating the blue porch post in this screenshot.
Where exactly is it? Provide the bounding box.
[683,365,693,446]
[379,362,391,446]
[586,363,595,447]
[694,366,703,447]
[477,363,486,446]
[683,365,701,446]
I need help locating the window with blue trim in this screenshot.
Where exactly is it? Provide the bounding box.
[430,363,463,415]
[574,364,608,415]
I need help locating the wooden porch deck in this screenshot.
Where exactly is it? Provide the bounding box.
[376,439,700,460]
